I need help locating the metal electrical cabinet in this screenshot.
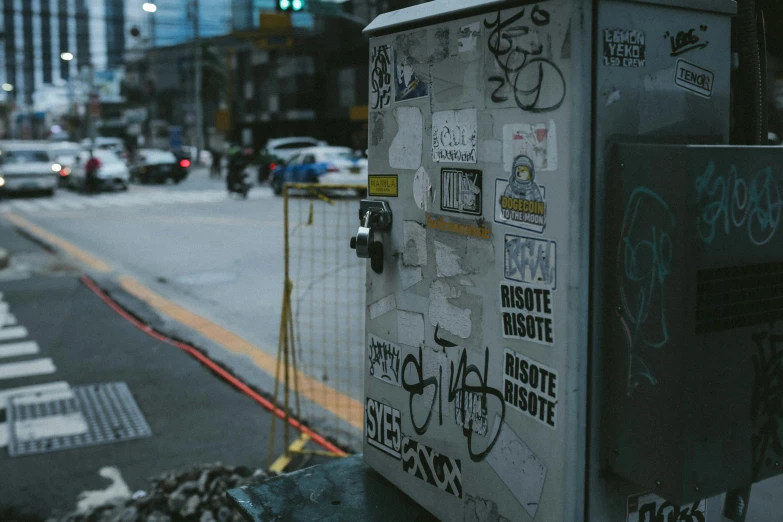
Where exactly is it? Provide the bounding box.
[358,0,761,521]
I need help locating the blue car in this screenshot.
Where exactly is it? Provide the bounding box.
[270,146,367,196]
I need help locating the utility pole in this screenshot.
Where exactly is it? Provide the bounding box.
[192,0,204,155]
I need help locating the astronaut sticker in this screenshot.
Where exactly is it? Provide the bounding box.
[494,155,546,233]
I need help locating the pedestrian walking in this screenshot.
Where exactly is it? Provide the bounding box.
[84,154,101,194]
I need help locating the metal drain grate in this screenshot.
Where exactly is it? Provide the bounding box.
[7,382,152,457]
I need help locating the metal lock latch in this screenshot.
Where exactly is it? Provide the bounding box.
[350,199,392,274]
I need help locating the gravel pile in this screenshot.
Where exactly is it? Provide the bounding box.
[50,463,267,522]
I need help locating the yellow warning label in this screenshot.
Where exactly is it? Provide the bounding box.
[368,175,398,197]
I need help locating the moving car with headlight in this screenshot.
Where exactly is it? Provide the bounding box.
[269,146,367,195]
[49,141,83,187]
[129,149,190,184]
[69,150,131,192]
[0,141,60,196]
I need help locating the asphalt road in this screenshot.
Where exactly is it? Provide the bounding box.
[0,269,290,519]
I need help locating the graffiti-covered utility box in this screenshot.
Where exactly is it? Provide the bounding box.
[361,0,738,521]
[603,144,783,504]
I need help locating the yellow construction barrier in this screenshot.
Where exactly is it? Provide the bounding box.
[268,183,366,470]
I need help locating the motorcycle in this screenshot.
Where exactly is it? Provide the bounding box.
[227,166,251,199]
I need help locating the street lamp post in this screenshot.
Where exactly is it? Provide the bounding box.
[192,0,204,156]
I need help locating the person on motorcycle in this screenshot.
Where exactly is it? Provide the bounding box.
[226,145,243,192]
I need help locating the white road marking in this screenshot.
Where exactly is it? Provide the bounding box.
[13,412,89,442]
[0,302,10,314]
[34,199,61,211]
[0,358,56,380]
[4,313,17,326]
[10,200,40,212]
[11,388,74,406]
[57,199,87,210]
[77,467,132,512]
[0,341,39,359]
[0,422,7,448]
[0,381,70,409]
[0,326,28,341]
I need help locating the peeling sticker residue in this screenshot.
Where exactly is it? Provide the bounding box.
[369,293,397,320]
[399,261,423,290]
[605,89,622,107]
[485,415,547,519]
[389,106,423,170]
[457,22,480,54]
[397,310,425,348]
[464,494,510,522]
[460,278,474,287]
[435,241,467,278]
[403,221,427,266]
[428,280,471,339]
[370,112,385,146]
[413,166,435,211]
[503,120,558,173]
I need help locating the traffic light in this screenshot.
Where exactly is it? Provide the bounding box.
[277,0,304,11]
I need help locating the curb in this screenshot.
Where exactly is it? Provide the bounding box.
[0,247,8,270]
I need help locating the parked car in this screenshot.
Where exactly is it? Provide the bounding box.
[130,149,190,184]
[258,137,326,183]
[0,141,60,196]
[69,150,130,192]
[81,137,128,161]
[270,146,368,195]
[48,141,83,187]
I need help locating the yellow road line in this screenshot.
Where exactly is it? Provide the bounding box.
[269,433,310,474]
[1,211,363,430]
[3,212,112,272]
[120,276,364,429]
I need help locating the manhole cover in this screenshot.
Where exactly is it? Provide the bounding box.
[172,271,237,286]
[7,382,152,457]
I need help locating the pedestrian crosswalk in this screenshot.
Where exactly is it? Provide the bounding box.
[0,187,274,214]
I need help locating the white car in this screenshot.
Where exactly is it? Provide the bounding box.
[263,137,327,163]
[0,142,59,196]
[69,150,130,192]
[48,141,84,186]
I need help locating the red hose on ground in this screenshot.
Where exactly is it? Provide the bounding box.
[80,274,346,457]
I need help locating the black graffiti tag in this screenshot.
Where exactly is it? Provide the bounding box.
[638,500,706,522]
[484,7,566,113]
[370,45,392,110]
[368,337,400,384]
[664,25,709,57]
[402,346,505,462]
[751,327,783,481]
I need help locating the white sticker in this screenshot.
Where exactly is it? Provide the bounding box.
[503,348,558,429]
[366,397,402,459]
[504,234,556,289]
[435,241,467,278]
[368,335,401,387]
[389,106,423,170]
[369,293,397,319]
[457,22,480,54]
[486,415,547,519]
[402,221,427,266]
[626,492,707,522]
[674,59,714,98]
[502,120,557,173]
[603,28,646,68]
[370,44,392,110]
[500,282,554,345]
[494,157,547,234]
[397,310,425,348]
[413,166,435,211]
[399,262,423,290]
[428,280,471,339]
[432,109,477,163]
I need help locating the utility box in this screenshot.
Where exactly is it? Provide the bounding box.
[358,1,752,521]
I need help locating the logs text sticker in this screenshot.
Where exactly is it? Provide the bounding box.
[502,121,558,173]
[454,390,488,436]
[503,348,558,429]
[441,168,482,216]
[674,59,714,98]
[486,415,547,519]
[365,397,402,459]
[401,436,462,498]
[370,44,392,110]
[504,234,556,289]
[368,334,401,387]
[494,155,546,233]
[603,28,646,68]
[626,492,707,522]
[368,175,398,197]
[432,109,477,163]
[500,282,554,345]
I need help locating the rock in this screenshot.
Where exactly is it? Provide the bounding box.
[216,507,232,522]
[174,481,199,497]
[166,493,187,513]
[199,511,217,522]
[111,507,139,522]
[197,470,212,494]
[180,495,200,519]
[145,512,171,522]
